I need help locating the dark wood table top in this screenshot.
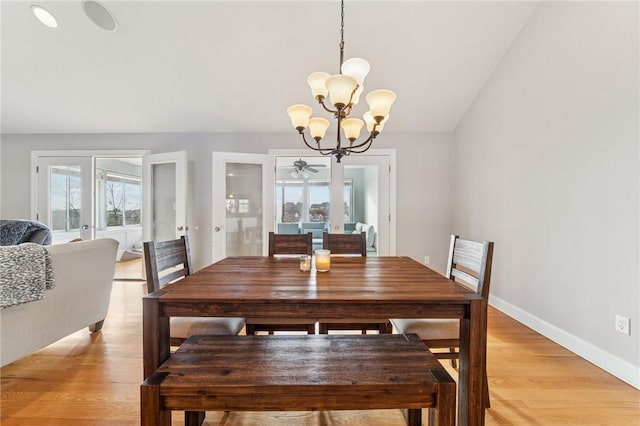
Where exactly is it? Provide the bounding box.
[150,256,479,307]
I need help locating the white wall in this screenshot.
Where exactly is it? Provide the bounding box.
[0,131,454,272]
[454,1,639,387]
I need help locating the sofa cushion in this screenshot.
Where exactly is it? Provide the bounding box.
[360,224,375,248]
[355,222,364,233]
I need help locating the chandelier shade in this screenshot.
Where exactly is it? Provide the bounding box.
[366,89,397,121]
[341,58,370,85]
[309,117,331,140]
[364,112,388,133]
[286,0,396,162]
[307,72,331,99]
[341,118,364,141]
[325,74,358,109]
[286,104,313,130]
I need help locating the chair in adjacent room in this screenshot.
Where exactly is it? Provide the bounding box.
[244,232,317,335]
[317,232,393,334]
[144,236,245,346]
[390,234,494,407]
[276,222,300,234]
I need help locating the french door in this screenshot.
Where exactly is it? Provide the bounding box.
[211,152,273,262]
[35,156,93,244]
[142,151,188,243]
[271,150,395,256]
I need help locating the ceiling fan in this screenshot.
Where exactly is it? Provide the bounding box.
[288,159,326,178]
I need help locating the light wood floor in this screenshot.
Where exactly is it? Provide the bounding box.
[1,276,639,425]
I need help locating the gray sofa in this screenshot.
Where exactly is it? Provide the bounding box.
[0,238,118,367]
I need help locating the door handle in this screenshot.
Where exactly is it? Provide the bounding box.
[214,226,221,232]
[82,224,89,230]
[177,226,184,231]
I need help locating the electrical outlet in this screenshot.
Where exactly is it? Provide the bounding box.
[424,256,430,265]
[615,315,630,335]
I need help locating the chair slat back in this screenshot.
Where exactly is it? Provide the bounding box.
[268,232,313,256]
[322,232,367,256]
[143,236,193,294]
[446,235,494,299]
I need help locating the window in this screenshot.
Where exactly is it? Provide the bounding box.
[238,199,250,214]
[102,172,141,227]
[275,179,352,223]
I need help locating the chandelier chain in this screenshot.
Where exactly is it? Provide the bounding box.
[339,0,345,69]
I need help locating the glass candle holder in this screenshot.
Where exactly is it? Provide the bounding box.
[299,255,311,272]
[315,249,331,272]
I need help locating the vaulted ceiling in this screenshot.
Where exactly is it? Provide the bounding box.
[1,1,540,134]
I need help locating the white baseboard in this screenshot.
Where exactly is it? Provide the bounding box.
[489,295,640,390]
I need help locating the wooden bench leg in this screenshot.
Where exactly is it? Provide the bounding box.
[428,370,456,426]
[185,411,205,426]
[140,372,170,426]
[403,408,422,426]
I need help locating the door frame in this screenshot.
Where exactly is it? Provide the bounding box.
[269,148,397,255]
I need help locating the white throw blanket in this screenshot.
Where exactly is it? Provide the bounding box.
[0,243,55,309]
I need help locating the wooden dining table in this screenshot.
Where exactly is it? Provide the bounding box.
[142,256,487,426]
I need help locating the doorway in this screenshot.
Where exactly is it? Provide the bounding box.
[272,150,396,256]
[33,150,189,280]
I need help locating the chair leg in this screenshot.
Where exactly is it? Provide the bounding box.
[318,323,328,334]
[449,348,457,369]
[307,324,316,334]
[245,324,255,336]
[380,321,393,334]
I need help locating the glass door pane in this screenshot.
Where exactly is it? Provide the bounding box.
[342,155,391,256]
[142,151,187,243]
[212,152,272,262]
[37,157,92,244]
[96,157,144,280]
[151,162,176,242]
[275,156,331,251]
[225,163,263,256]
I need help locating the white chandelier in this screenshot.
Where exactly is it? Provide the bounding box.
[286,0,397,163]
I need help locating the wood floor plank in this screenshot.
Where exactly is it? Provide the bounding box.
[1,267,639,425]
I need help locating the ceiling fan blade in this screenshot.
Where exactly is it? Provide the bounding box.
[306,164,326,168]
[305,167,319,173]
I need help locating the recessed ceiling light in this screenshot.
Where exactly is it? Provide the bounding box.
[31,5,58,29]
[83,0,118,32]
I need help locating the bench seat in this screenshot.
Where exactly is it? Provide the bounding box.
[141,334,455,426]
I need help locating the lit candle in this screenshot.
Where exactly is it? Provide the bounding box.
[315,250,331,272]
[299,255,311,272]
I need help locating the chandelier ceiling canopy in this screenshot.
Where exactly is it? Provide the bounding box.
[286,0,396,163]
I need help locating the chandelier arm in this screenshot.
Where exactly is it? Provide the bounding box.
[318,98,339,114]
[300,131,337,155]
[348,143,373,154]
[345,139,375,154]
[345,133,376,150]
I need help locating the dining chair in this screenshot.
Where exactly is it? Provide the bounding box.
[244,232,317,335]
[390,234,494,407]
[144,236,245,346]
[317,232,393,334]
